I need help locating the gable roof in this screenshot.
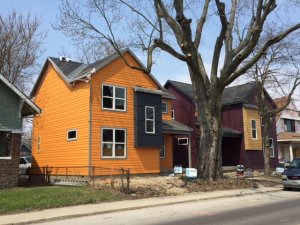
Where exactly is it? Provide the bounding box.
[274,96,299,112]
[31,48,168,97]
[165,80,275,107]
[0,74,41,116]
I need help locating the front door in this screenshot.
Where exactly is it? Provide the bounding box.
[172,136,189,168]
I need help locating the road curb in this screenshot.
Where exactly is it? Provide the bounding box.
[2,187,282,225]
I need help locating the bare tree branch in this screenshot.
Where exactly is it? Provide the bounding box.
[194,0,211,49]
[0,10,46,93]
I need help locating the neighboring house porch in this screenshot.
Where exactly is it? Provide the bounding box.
[275,96,300,163]
[0,74,40,188]
[277,132,300,163]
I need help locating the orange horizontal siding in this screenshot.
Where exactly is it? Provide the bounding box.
[90,53,161,174]
[162,99,172,121]
[160,134,173,170]
[32,64,90,171]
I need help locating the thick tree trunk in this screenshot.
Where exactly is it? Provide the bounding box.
[189,68,223,181]
[262,119,271,175]
[196,96,223,180]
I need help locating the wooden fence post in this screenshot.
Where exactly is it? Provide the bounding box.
[92,167,95,186]
[126,169,130,193]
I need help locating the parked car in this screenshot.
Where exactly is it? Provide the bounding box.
[19,156,31,175]
[276,162,287,174]
[282,158,300,190]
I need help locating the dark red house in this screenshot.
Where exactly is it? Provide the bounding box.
[164,80,279,169]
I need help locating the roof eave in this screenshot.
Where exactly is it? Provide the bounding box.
[0,74,41,115]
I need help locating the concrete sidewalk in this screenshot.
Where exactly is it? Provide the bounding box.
[1,186,282,225]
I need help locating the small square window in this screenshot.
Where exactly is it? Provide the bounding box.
[67,129,77,141]
[178,138,188,145]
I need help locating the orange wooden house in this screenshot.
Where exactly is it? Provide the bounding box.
[31,49,192,177]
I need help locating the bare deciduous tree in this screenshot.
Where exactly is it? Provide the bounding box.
[249,34,300,175]
[0,10,46,93]
[55,0,300,180]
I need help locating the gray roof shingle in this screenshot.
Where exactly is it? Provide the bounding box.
[165,80,257,105]
[31,49,171,97]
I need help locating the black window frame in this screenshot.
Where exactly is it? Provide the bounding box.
[160,137,166,159]
[102,84,126,111]
[284,119,295,132]
[101,128,126,158]
[0,132,11,158]
[178,137,188,145]
[67,129,78,141]
[162,101,168,114]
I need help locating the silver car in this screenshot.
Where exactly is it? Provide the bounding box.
[19,156,31,175]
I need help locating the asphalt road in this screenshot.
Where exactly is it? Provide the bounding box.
[39,190,300,225]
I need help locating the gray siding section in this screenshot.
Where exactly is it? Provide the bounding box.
[0,81,22,130]
[134,91,162,148]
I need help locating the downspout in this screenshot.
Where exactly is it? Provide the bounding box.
[88,76,92,176]
[86,68,96,176]
[188,132,192,168]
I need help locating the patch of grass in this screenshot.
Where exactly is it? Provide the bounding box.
[0,186,123,214]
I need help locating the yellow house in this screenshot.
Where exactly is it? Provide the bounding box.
[31,49,192,177]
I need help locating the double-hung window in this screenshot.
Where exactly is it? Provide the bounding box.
[102,128,126,158]
[263,138,275,158]
[269,138,274,157]
[284,119,295,132]
[0,132,11,158]
[162,102,168,114]
[102,84,126,111]
[251,119,257,139]
[145,106,155,133]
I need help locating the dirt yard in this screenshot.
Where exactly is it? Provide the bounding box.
[95,171,282,199]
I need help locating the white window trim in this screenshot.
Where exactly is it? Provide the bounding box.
[67,129,78,141]
[162,102,168,114]
[0,157,11,159]
[102,84,126,111]
[171,110,175,120]
[251,119,257,139]
[269,138,275,158]
[101,128,127,159]
[160,137,166,159]
[178,137,188,145]
[145,106,155,134]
